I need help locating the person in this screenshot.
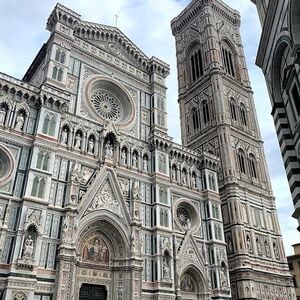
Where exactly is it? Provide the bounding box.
[15,112,25,131]
[60,128,68,146]
[88,137,94,154]
[74,133,82,150]
[0,107,6,125]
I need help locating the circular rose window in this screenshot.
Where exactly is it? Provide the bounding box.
[177,207,191,227]
[175,200,200,232]
[90,90,121,122]
[0,145,15,187]
[85,76,136,128]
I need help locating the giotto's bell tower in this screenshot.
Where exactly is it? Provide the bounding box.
[172,0,295,299]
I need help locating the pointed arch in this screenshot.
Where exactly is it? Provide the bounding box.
[221,39,236,77]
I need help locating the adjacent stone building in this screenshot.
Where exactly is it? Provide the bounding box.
[171,0,295,299]
[251,0,300,231]
[0,0,295,299]
[287,244,300,299]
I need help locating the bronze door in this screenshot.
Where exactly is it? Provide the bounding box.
[79,284,107,300]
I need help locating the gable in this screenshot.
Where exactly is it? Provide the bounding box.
[177,232,206,276]
[74,22,150,72]
[78,166,130,226]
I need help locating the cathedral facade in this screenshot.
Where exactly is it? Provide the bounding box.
[0,2,228,300]
[0,1,295,300]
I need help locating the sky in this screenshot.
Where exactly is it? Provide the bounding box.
[0,0,298,254]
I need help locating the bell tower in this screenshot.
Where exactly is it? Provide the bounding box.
[171,0,295,299]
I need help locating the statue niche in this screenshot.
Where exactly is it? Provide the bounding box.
[82,236,109,264]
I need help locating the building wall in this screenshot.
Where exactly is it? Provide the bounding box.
[254,0,300,230]
[288,244,300,299]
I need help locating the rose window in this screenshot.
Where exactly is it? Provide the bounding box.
[176,207,191,227]
[90,90,121,122]
[0,145,15,187]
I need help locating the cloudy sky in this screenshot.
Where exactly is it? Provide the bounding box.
[0,0,298,254]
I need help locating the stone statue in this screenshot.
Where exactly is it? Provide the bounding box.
[132,153,138,168]
[23,235,34,259]
[143,156,148,172]
[133,182,141,201]
[15,112,25,131]
[191,174,197,188]
[0,107,6,125]
[88,137,95,154]
[74,133,82,150]
[105,141,113,158]
[172,167,177,181]
[273,242,279,259]
[163,260,170,278]
[265,240,271,257]
[227,237,233,253]
[256,238,262,256]
[186,217,191,231]
[220,264,228,288]
[182,171,187,184]
[60,128,68,146]
[121,149,127,164]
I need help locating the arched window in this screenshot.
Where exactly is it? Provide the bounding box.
[52,66,58,80]
[52,66,63,82]
[229,98,237,121]
[202,101,210,124]
[57,68,63,81]
[159,187,168,204]
[248,154,258,178]
[222,42,235,77]
[160,209,169,227]
[36,151,50,171]
[240,103,247,126]
[55,48,66,64]
[238,149,246,174]
[31,176,46,198]
[190,49,204,82]
[42,113,56,136]
[192,108,199,131]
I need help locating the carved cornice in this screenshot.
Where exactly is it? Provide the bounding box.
[46,3,81,32]
[46,4,169,78]
[171,0,240,35]
[74,21,170,78]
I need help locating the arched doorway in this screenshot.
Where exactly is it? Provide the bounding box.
[79,284,107,300]
[73,215,133,300]
[179,266,207,300]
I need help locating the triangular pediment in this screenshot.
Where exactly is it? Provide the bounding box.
[78,166,130,226]
[74,22,150,72]
[177,233,206,276]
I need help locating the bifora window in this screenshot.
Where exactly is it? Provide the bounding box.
[222,42,235,77]
[190,49,204,82]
